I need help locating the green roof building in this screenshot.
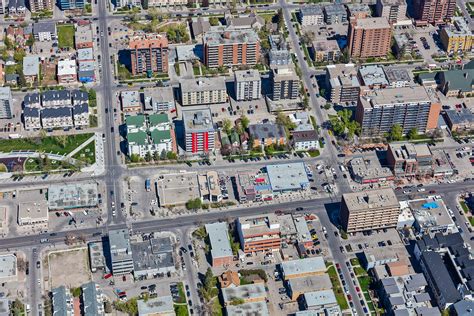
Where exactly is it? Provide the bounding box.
[125,114,146,130]
[148,113,169,128]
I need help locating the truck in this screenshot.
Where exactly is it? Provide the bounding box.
[145,178,151,192]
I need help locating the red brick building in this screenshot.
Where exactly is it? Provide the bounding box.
[237,214,281,253]
[413,0,456,25]
[129,33,169,76]
[348,17,392,58]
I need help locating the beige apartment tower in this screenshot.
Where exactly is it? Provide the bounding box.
[340,188,400,233]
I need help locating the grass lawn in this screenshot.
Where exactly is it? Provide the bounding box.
[174,304,189,316]
[211,297,223,316]
[354,266,366,276]
[460,200,470,214]
[24,157,74,172]
[72,140,95,165]
[350,258,360,266]
[57,25,75,48]
[357,275,371,291]
[308,149,320,157]
[327,266,349,310]
[0,133,93,155]
[176,282,186,304]
[469,216,474,227]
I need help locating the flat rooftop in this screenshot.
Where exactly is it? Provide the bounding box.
[359,86,433,109]
[48,181,98,210]
[0,254,16,280]
[205,222,233,259]
[18,200,48,222]
[303,289,337,308]
[408,197,454,229]
[109,228,133,263]
[131,236,175,273]
[203,28,259,46]
[342,188,399,212]
[288,274,332,293]
[222,284,267,303]
[384,67,412,84]
[353,17,390,29]
[326,64,360,88]
[137,296,174,315]
[281,256,326,277]
[180,77,226,93]
[359,65,389,86]
[266,162,309,192]
[182,108,214,133]
[349,155,393,180]
[226,301,269,316]
[156,172,200,206]
[234,69,260,82]
[238,214,280,237]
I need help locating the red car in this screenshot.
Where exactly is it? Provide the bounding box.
[336,263,340,269]
[347,294,352,301]
[103,273,112,279]
[356,286,360,292]
[429,190,436,194]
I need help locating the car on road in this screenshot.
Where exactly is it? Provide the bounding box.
[40,238,48,243]
[36,261,40,268]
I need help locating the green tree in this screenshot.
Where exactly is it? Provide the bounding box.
[152,151,159,161]
[330,116,345,136]
[130,153,140,163]
[26,35,35,47]
[222,118,233,135]
[71,287,81,297]
[277,9,284,31]
[240,115,250,129]
[230,298,245,305]
[388,124,403,142]
[203,267,217,290]
[186,198,202,210]
[276,112,296,130]
[166,151,177,160]
[56,135,68,148]
[407,127,418,140]
[13,49,26,63]
[160,149,167,160]
[113,298,138,315]
[144,151,152,162]
[209,16,219,26]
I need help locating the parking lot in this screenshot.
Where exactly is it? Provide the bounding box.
[340,228,404,254]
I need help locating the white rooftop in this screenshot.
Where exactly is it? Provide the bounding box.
[281,257,326,277]
[205,222,233,259]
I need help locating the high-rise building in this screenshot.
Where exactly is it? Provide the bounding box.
[183,109,215,154]
[348,17,392,58]
[325,64,361,104]
[271,64,300,101]
[58,0,84,10]
[203,29,260,68]
[375,0,409,25]
[0,87,13,119]
[355,86,441,137]
[340,188,400,233]
[413,0,456,25]
[440,17,474,54]
[27,0,53,12]
[234,70,261,101]
[128,33,169,76]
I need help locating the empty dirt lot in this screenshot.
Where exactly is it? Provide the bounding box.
[48,247,91,289]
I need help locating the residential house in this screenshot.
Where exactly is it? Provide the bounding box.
[23,56,40,85]
[41,107,74,129]
[72,104,89,127]
[248,123,287,148]
[23,107,41,130]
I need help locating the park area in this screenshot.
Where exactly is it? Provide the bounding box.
[57,24,75,49]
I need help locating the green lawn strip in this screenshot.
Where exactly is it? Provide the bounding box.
[460,200,470,214]
[211,297,223,316]
[72,140,96,164]
[174,304,189,316]
[0,133,93,155]
[353,266,367,276]
[327,266,349,310]
[176,282,186,304]
[57,25,75,48]
[469,216,474,227]
[350,257,361,267]
[308,149,320,157]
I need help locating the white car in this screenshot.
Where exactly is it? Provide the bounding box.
[418,188,426,192]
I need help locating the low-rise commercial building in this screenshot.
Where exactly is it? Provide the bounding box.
[121,90,141,112]
[326,64,360,104]
[287,274,332,301]
[384,67,412,88]
[358,65,389,89]
[0,87,13,119]
[404,197,456,235]
[386,142,433,177]
[205,222,233,267]
[108,229,134,276]
[348,155,394,184]
[444,108,474,132]
[180,77,227,106]
[221,284,267,305]
[266,163,309,193]
[341,188,400,233]
[23,55,40,84]
[131,235,176,278]
[237,214,281,253]
[17,201,48,226]
[33,22,56,41]
[0,254,17,283]
[48,182,98,210]
[143,87,175,112]
[88,241,106,272]
[280,257,326,280]
[137,296,175,316]
[75,23,93,49]
[440,17,473,54]
[302,290,339,313]
[198,171,222,202]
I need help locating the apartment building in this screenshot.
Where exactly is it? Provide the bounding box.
[280,257,326,280]
[183,108,215,154]
[236,214,281,253]
[126,114,173,157]
[348,17,392,58]
[347,4,371,19]
[375,0,409,25]
[324,4,347,24]
[311,39,341,62]
[340,188,400,233]
[413,0,456,25]
[33,22,56,41]
[180,77,227,106]
[7,0,26,15]
[440,17,473,54]
[271,64,300,101]
[203,28,260,68]
[23,56,40,85]
[58,0,84,10]
[325,64,360,104]
[82,282,105,316]
[299,6,324,26]
[386,142,433,177]
[0,87,13,119]
[129,33,169,76]
[248,123,287,148]
[52,286,74,316]
[27,0,53,12]
[234,69,261,101]
[57,59,77,83]
[355,86,441,137]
